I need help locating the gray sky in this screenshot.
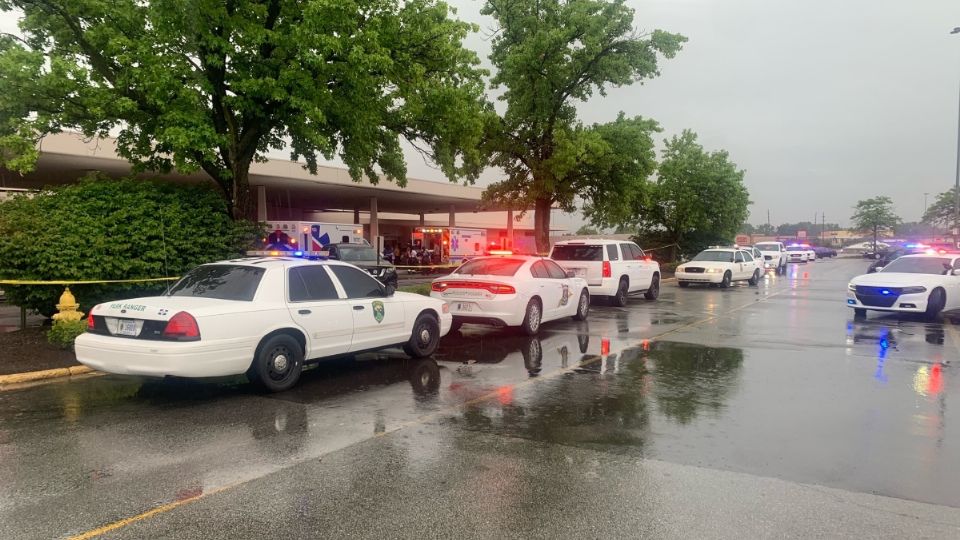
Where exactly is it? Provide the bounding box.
[416,0,960,229]
[4,1,959,229]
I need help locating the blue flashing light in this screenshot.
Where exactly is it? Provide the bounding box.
[847,299,856,305]
[881,289,891,295]
[294,251,304,257]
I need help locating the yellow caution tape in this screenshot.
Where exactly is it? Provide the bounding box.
[0,277,180,285]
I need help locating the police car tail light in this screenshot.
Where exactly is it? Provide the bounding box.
[433,281,515,294]
[87,314,96,330]
[602,261,612,278]
[163,312,201,341]
[431,282,449,292]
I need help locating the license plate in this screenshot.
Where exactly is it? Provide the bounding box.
[117,319,139,336]
[456,303,473,312]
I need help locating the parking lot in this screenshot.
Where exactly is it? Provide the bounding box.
[1,257,958,538]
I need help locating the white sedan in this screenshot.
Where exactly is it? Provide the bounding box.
[676,248,763,288]
[785,245,809,263]
[847,253,960,319]
[430,254,590,335]
[76,258,452,392]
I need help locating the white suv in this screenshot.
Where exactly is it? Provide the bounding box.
[549,239,661,306]
[752,242,788,274]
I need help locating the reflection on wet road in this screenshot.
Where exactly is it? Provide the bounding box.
[0,258,958,538]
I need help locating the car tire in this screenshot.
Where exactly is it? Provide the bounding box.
[678,281,689,288]
[778,262,786,275]
[612,278,629,307]
[925,288,946,320]
[748,269,760,286]
[853,308,867,319]
[248,334,303,393]
[644,274,660,300]
[404,313,440,358]
[573,289,590,321]
[719,272,732,289]
[520,297,543,336]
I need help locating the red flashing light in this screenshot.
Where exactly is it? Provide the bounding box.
[431,281,516,294]
[87,314,95,330]
[163,312,201,341]
[488,250,513,256]
[602,261,612,278]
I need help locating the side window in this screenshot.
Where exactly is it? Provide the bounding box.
[619,244,636,260]
[289,266,340,301]
[606,244,620,261]
[329,265,386,298]
[530,261,550,279]
[734,252,744,263]
[742,251,754,262]
[631,243,646,259]
[544,260,568,279]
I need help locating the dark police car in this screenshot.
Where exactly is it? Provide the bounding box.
[324,243,399,288]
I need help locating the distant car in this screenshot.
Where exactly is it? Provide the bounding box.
[867,246,928,274]
[76,258,451,392]
[675,248,763,288]
[847,253,960,319]
[430,254,590,335]
[549,239,661,306]
[752,242,788,274]
[323,243,398,288]
[785,245,809,263]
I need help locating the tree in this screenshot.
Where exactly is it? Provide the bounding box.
[851,196,900,251]
[775,221,840,237]
[629,130,749,261]
[575,225,599,235]
[739,223,756,234]
[754,223,775,235]
[480,0,685,253]
[0,0,488,218]
[921,187,958,231]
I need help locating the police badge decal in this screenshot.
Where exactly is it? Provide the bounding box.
[372,300,385,323]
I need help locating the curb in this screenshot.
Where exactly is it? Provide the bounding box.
[0,365,93,386]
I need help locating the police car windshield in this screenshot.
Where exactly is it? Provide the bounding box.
[755,243,779,251]
[456,258,525,276]
[166,265,264,301]
[692,250,734,262]
[880,257,953,275]
[335,245,378,262]
[786,246,806,251]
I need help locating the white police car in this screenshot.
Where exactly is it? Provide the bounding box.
[675,247,763,288]
[847,253,960,319]
[76,258,451,391]
[431,253,590,335]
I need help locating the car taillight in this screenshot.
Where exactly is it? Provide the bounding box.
[432,280,515,294]
[432,281,448,292]
[163,312,200,341]
[486,283,516,294]
[87,314,95,330]
[602,261,612,278]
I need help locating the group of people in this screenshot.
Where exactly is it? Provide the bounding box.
[382,244,444,266]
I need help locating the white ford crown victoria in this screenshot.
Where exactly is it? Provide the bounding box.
[847,253,960,319]
[76,258,451,391]
[676,248,763,288]
[430,254,590,335]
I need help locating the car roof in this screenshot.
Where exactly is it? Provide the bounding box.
[702,248,737,253]
[553,239,633,245]
[206,257,353,269]
[899,253,960,260]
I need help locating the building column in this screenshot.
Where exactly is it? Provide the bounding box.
[353,207,360,225]
[256,185,268,222]
[419,212,425,226]
[369,197,379,244]
[448,205,456,228]
[507,209,514,250]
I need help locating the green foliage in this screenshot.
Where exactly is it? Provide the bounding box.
[575,225,599,235]
[921,187,958,230]
[0,176,261,316]
[0,0,488,217]
[851,196,900,238]
[398,283,432,296]
[47,319,87,350]
[775,221,839,236]
[628,130,750,261]
[480,0,685,252]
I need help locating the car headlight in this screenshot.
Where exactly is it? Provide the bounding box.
[901,286,927,294]
[676,266,686,272]
[706,268,723,273]
[848,283,856,291]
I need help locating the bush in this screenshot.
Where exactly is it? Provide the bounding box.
[0,175,261,316]
[399,283,432,296]
[659,262,680,274]
[47,319,88,350]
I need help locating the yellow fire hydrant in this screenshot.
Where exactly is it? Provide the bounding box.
[52,287,84,322]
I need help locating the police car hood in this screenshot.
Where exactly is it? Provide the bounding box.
[850,272,947,288]
[89,296,251,321]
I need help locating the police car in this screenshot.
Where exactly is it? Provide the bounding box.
[675,247,763,288]
[75,258,451,392]
[785,244,809,263]
[430,253,590,335]
[847,253,960,319]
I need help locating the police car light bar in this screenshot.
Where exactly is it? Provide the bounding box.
[246,250,328,258]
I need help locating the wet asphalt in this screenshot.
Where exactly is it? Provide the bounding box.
[1,258,958,539]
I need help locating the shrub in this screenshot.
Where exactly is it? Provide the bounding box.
[0,175,261,316]
[399,283,432,296]
[47,319,88,350]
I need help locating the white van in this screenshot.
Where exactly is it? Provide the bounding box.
[549,239,661,306]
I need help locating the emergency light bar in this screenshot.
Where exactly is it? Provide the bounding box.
[246,250,328,259]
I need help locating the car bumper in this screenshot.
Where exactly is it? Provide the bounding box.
[845,292,929,313]
[75,333,254,378]
[787,257,806,263]
[585,278,622,297]
[432,293,527,327]
[675,271,724,283]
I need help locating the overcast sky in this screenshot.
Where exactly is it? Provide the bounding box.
[418,0,960,229]
[4,1,959,229]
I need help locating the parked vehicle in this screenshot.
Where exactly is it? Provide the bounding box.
[676,248,763,288]
[549,239,661,306]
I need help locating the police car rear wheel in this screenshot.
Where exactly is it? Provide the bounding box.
[404,314,440,358]
[249,334,303,392]
[573,289,590,321]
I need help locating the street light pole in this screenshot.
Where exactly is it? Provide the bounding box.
[953,27,960,246]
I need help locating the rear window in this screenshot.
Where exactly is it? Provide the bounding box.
[551,245,603,261]
[456,258,525,276]
[755,243,780,251]
[167,265,264,301]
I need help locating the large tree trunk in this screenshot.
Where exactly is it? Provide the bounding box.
[231,164,252,221]
[534,197,552,255]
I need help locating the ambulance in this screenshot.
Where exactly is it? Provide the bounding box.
[252,221,367,257]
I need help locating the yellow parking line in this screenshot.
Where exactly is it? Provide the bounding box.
[67,279,797,539]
